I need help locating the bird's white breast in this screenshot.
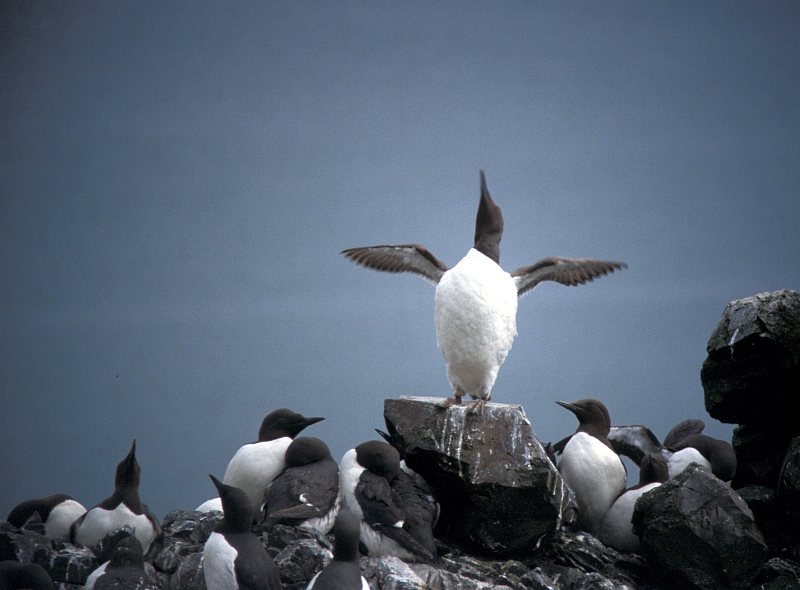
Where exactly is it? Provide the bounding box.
[82,560,108,590]
[195,497,223,513]
[75,503,155,553]
[598,482,661,552]
[223,437,292,511]
[338,449,365,519]
[46,499,86,540]
[203,531,239,590]
[434,248,518,398]
[667,447,712,479]
[559,432,626,532]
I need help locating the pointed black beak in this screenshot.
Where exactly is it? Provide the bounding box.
[555,400,579,414]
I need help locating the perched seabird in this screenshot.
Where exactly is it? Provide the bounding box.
[342,172,626,412]
[339,441,436,562]
[608,418,736,481]
[203,475,283,590]
[84,536,158,590]
[598,453,669,552]
[305,510,369,590]
[221,409,324,512]
[554,399,627,533]
[0,561,54,590]
[6,493,86,540]
[259,436,340,535]
[70,441,161,553]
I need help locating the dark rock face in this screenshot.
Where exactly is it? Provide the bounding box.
[383,396,575,555]
[701,289,800,427]
[702,290,800,556]
[633,464,768,589]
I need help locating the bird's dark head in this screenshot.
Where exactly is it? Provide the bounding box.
[284,436,331,468]
[258,408,325,441]
[473,171,504,264]
[639,452,669,485]
[355,440,402,481]
[556,398,613,438]
[115,440,140,489]
[209,474,254,532]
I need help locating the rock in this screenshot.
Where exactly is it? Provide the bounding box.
[36,542,97,585]
[159,510,221,545]
[701,289,800,427]
[633,464,768,589]
[732,425,792,488]
[752,557,800,590]
[166,550,205,590]
[383,396,574,555]
[273,538,332,590]
[90,526,136,563]
[778,437,800,516]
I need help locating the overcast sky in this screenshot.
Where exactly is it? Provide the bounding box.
[2,2,798,520]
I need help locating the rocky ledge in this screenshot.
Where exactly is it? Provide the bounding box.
[3,290,800,590]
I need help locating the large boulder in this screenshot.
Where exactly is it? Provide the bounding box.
[701,289,800,427]
[632,464,767,589]
[383,396,575,556]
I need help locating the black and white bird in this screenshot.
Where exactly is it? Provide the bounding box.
[259,436,340,535]
[83,536,158,590]
[554,399,627,533]
[339,441,436,562]
[597,452,669,552]
[305,510,369,590]
[342,172,626,412]
[608,418,737,482]
[70,440,161,553]
[203,475,283,590]
[6,493,86,540]
[197,409,324,514]
[0,561,54,590]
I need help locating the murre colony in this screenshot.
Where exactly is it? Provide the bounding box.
[4,173,747,589]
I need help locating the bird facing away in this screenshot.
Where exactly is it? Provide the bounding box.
[6,494,86,540]
[341,172,626,412]
[70,440,161,553]
[203,475,283,590]
[84,536,159,590]
[339,441,437,563]
[221,408,325,513]
[554,399,627,534]
[598,452,669,552]
[305,510,369,590]
[259,436,341,535]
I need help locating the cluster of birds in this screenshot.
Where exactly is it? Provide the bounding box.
[3,173,736,589]
[2,401,737,590]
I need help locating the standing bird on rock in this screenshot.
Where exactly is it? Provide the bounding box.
[70,440,161,553]
[554,399,626,533]
[342,172,626,412]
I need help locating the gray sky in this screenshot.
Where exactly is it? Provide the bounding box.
[2,2,798,519]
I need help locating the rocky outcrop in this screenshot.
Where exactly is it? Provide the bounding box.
[632,464,767,589]
[383,396,575,555]
[702,289,800,427]
[702,289,800,556]
[4,290,800,589]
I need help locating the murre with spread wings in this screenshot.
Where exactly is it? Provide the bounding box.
[342,172,626,412]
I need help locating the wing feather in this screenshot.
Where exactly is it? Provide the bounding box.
[512,257,627,296]
[341,245,448,284]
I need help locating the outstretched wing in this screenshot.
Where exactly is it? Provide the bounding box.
[341,245,448,284]
[608,425,662,466]
[512,257,627,297]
